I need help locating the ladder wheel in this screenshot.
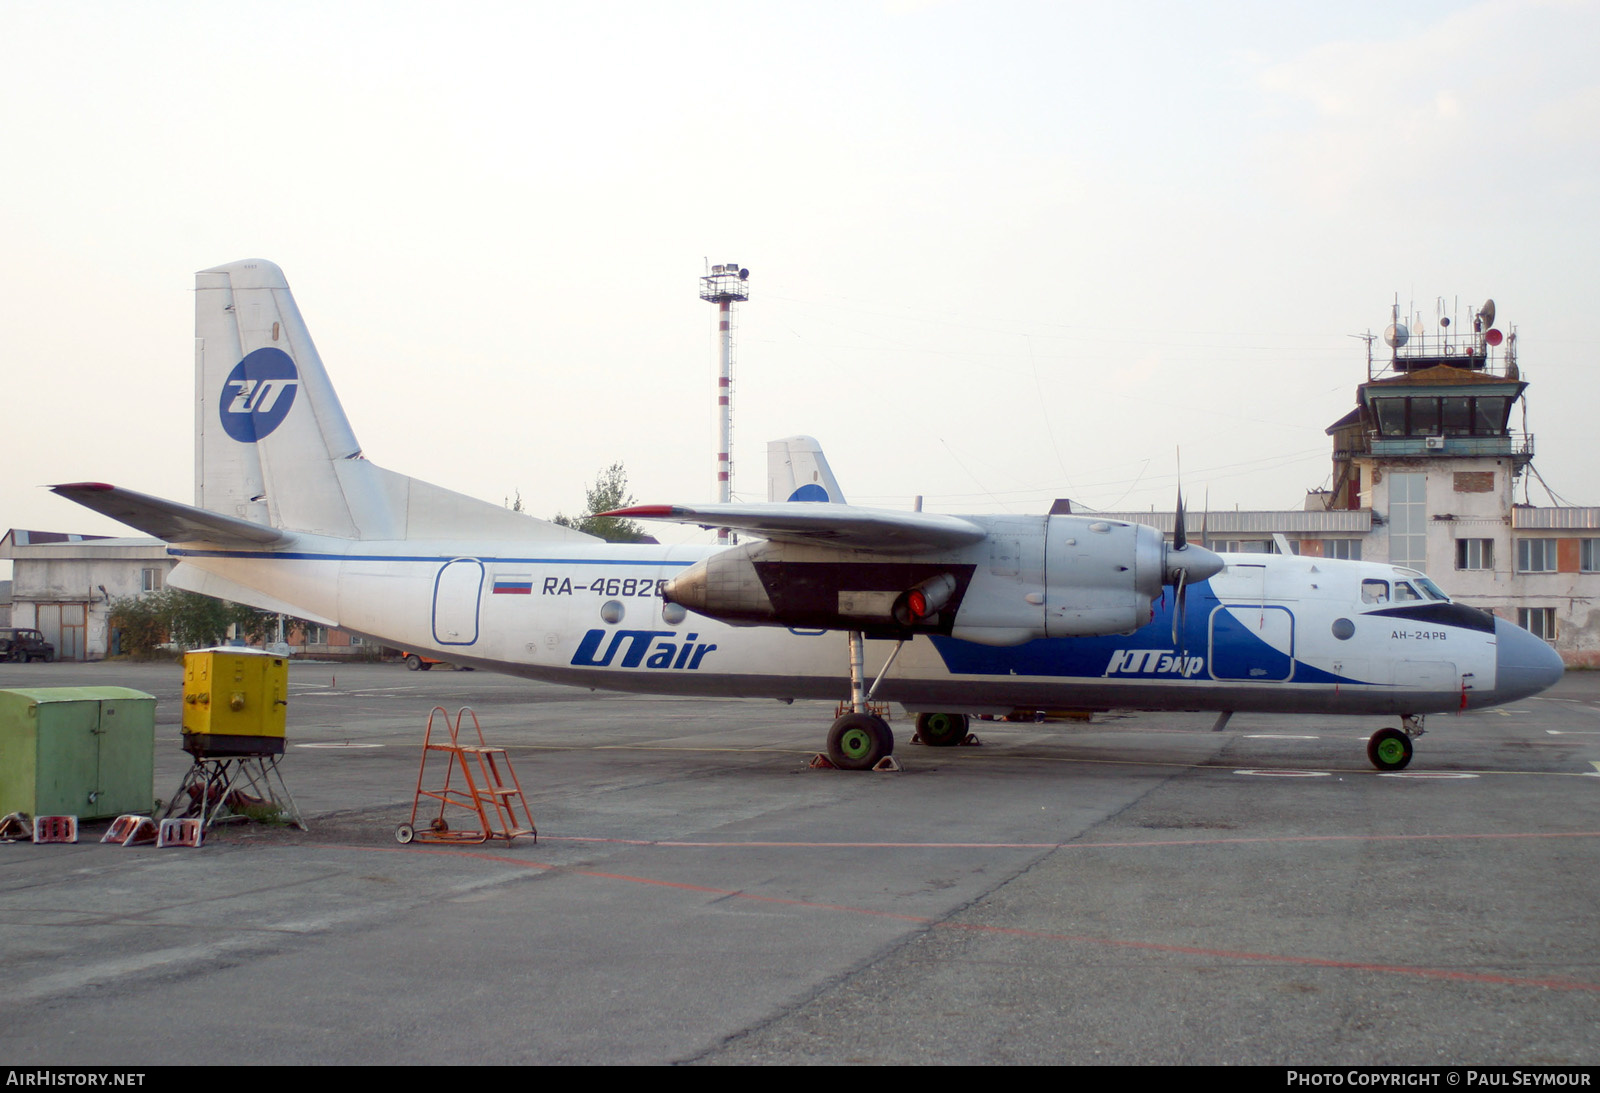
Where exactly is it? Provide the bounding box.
[395,824,415,844]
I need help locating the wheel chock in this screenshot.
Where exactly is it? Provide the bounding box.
[32,816,78,844]
[0,812,31,842]
[911,732,982,747]
[809,753,902,772]
[157,818,204,848]
[102,815,159,846]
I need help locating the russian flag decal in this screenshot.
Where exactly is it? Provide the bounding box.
[493,574,533,595]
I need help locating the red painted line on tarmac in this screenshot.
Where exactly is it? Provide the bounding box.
[337,842,1600,992]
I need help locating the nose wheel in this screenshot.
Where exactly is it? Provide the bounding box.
[1367,727,1415,771]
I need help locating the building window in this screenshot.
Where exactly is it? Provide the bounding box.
[1518,607,1557,642]
[1209,540,1271,554]
[1582,539,1599,573]
[1516,539,1557,573]
[1388,473,1427,570]
[1324,539,1362,561]
[303,625,327,644]
[141,568,164,592]
[1456,539,1494,571]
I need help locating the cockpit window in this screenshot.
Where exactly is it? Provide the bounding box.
[1361,579,1389,604]
[1413,577,1450,602]
[1393,581,1423,603]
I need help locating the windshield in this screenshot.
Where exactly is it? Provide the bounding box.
[1413,576,1450,602]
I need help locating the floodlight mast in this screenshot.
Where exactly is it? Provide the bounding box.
[699,262,750,545]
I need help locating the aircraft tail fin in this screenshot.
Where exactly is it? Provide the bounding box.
[766,435,846,504]
[195,260,592,543]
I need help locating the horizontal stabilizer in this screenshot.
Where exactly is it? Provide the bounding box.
[601,502,987,553]
[50,483,290,547]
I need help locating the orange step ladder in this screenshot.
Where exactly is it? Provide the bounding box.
[396,706,536,846]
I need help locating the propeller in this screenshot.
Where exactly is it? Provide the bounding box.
[1163,483,1222,652]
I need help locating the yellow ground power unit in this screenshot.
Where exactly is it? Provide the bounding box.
[182,648,289,756]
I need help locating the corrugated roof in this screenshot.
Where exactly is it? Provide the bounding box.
[1510,507,1600,530]
[1092,510,1372,535]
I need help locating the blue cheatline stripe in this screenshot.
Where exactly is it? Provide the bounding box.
[167,548,697,566]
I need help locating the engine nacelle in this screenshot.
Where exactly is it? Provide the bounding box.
[661,513,1218,647]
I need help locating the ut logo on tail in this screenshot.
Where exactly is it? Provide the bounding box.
[219,348,300,442]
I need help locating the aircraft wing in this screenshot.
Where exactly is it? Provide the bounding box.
[602,503,986,553]
[50,483,291,547]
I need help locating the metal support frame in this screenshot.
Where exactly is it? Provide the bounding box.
[164,754,307,831]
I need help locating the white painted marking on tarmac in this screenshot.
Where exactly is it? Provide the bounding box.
[1244,734,1318,740]
[295,742,384,749]
[1546,730,1600,735]
[1233,769,1330,778]
[1378,772,1479,780]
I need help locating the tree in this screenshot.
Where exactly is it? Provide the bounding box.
[107,595,168,657]
[108,589,281,655]
[553,462,650,542]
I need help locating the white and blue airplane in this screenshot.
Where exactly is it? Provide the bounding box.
[53,259,1564,773]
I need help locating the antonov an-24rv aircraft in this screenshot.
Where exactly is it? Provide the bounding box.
[54,260,1564,773]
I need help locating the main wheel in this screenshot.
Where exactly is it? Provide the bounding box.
[1367,727,1414,771]
[827,713,894,771]
[916,711,969,748]
[405,654,422,671]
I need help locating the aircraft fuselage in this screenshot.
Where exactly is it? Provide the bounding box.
[169,537,1556,717]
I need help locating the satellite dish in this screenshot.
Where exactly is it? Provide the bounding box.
[1479,299,1496,327]
[739,268,750,280]
[1384,323,1410,348]
[1486,328,1504,347]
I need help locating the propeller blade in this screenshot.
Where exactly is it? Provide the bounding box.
[1174,486,1187,552]
[1172,568,1187,649]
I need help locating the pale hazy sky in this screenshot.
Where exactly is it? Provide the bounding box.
[3,0,1596,560]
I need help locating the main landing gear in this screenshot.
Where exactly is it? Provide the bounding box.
[1366,714,1424,771]
[822,632,906,771]
[914,711,971,748]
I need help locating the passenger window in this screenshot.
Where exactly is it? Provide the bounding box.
[1361,579,1389,604]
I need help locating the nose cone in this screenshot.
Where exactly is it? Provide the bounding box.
[1491,617,1565,703]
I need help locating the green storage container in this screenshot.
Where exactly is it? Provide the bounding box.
[0,687,157,820]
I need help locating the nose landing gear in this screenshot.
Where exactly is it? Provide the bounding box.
[1367,714,1424,771]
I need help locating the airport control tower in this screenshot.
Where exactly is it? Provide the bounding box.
[1324,298,1542,619]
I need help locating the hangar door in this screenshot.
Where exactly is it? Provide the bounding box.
[36,603,87,661]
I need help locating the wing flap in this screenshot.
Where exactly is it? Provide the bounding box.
[50,483,291,547]
[601,503,986,553]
